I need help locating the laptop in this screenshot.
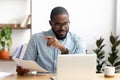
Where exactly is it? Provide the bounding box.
[51,54,96,80]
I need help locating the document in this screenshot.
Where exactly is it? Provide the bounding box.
[0,72,13,79]
[50,76,56,80]
[14,58,48,72]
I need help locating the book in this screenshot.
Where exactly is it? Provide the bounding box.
[19,43,28,59]
[12,47,19,59]
[12,44,23,59]
[17,45,23,59]
[21,14,31,28]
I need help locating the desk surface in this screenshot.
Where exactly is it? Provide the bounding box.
[1,73,120,80]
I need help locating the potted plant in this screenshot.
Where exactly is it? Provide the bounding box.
[93,37,106,73]
[106,33,120,72]
[0,25,12,59]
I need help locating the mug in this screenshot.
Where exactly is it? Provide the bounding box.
[103,66,115,78]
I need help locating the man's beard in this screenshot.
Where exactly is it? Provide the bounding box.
[52,28,68,40]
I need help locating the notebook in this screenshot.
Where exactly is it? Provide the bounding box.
[51,54,96,80]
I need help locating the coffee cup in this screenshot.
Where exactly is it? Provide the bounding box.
[103,66,115,78]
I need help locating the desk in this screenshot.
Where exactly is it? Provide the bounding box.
[1,73,120,80]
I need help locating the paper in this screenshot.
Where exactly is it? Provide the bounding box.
[14,58,48,72]
[0,72,13,79]
[50,76,56,80]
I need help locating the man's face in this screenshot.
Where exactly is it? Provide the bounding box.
[50,14,69,40]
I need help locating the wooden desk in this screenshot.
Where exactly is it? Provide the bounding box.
[2,73,120,80]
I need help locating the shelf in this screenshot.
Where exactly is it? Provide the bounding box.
[0,24,31,29]
[0,56,13,61]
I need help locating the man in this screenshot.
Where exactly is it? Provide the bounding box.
[16,6,86,75]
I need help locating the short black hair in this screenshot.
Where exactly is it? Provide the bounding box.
[50,6,69,21]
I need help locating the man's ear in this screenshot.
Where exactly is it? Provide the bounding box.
[49,20,52,26]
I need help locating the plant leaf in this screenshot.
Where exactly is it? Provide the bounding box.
[114,40,120,47]
[114,61,120,67]
[110,33,115,45]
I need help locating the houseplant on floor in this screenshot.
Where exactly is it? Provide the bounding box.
[0,25,12,59]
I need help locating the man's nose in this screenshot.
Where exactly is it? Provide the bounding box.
[59,25,66,30]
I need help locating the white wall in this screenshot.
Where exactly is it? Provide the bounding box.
[117,0,120,35]
[0,0,117,56]
[32,0,116,54]
[0,0,31,55]
[0,0,25,23]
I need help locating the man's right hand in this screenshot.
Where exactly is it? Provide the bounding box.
[45,36,67,54]
[16,66,29,75]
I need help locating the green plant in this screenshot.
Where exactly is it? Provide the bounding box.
[107,33,120,72]
[93,37,106,73]
[0,25,12,51]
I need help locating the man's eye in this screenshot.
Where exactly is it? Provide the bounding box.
[55,23,61,26]
[64,23,68,25]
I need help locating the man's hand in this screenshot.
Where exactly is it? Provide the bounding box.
[45,36,68,54]
[45,36,61,48]
[16,66,29,76]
